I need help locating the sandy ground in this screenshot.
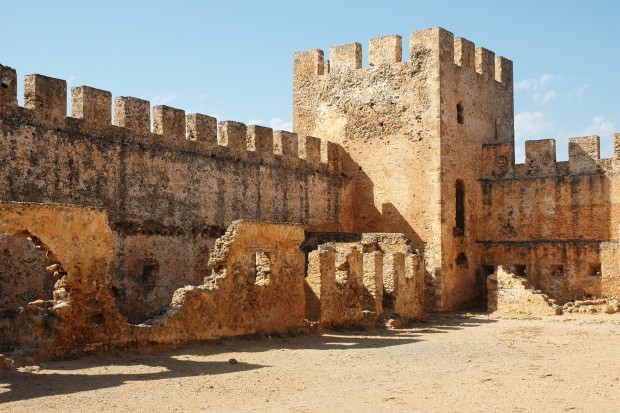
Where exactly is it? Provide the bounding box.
[1,313,619,413]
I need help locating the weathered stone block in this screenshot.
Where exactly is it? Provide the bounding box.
[114,96,150,133]
[71,86,112,127]
[24,74,67,123]
[153,105,186,141]
[186,113,217,146]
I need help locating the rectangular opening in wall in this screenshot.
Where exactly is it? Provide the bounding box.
[514,264,527,278]
[551,264,564,277]
[482,265,495,277]
[589,263,601,277]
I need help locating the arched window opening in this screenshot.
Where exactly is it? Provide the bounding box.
[455,180,465,236]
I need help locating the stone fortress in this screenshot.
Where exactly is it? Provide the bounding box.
[0,27,618,364]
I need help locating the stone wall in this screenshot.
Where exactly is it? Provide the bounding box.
[487,265,556,315]
[293,28,513,311]
[480,135,620,303]
[0,202,128,359]
[0,64,346,323]
[0,204,426,365]
[304,233,424,325]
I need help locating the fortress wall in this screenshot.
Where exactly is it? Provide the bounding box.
[479,135,620,301]
[0,65,346,323]
[436,28,514,310]
[293,29,444,284]
[293,28,514,311]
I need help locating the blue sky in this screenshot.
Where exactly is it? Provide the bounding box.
[1,0,618,162]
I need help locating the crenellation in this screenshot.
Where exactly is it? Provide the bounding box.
[525,139,556,175]
[614,133,620,160]
[247,124,274,159]
[293,49,324,82]
[482,142,514,178]
[568,135,600,174]
[274,130,299,160]
[454,37,475,69]
[24,74,67,123]
[114,96,150,133]
[368,35,402,66]
[410,26,454,66]
[0,64,18,112]
[153,105,186,142]
[299,135,321,169]
[71,86,112,127]
[321,140,343,174]
[475,47,495,78]
[329,42,362,72]
[218,120,247,154]
[484,136,619,180]
[186,113,217,147]
[495,56,513,88]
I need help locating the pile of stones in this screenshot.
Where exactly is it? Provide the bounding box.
[562,297,619,314]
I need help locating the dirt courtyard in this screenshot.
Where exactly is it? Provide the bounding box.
[1,314,619,413]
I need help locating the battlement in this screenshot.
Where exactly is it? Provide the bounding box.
[294,27,512,89]
[0,64,343,174]
[482,134,620,179]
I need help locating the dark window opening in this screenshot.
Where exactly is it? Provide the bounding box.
[590,264,601,277]
[514,264,527,278]
[456,252,469,268]
[482,265,495,277]
[140,261,158,293]
[454,180,465,236]
[457,102,464,124]
[551,265,564,277]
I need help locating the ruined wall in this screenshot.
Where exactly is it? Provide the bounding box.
[136,221,308,342]
[0,206,311,363]
[480,135,620,302]
[0,235,53,308]
[293,28,513,311]
[487,265,557,315]
[0,202,128,359]
[304,233,424,324]
[0,65,346,323]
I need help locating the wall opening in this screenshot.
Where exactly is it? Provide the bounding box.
[456,102,464,124]
[455,252,469,268]
[454,180,466,236]
[551,264,564,277]
[140,260,159,294]
[248,251,272,286]
[474,265,495,311]
[0,234,56,309]
[589,263,601,277]
[482,265,495,277]
[514,264,527,278]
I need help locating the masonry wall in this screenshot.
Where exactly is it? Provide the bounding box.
[480,135,620,302]
[0,65,346,323]
[293,28,513,310]
[293,30,443,301]
[436,28,513,310]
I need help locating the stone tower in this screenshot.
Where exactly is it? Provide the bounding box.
[293,27,513,310]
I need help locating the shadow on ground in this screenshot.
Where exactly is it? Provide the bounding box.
[0,313,495,403]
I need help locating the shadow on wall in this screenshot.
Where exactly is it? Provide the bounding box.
[338,150,436,308]
[339,149,424,249]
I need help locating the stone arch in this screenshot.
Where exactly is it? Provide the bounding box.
[0,230,66,308]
